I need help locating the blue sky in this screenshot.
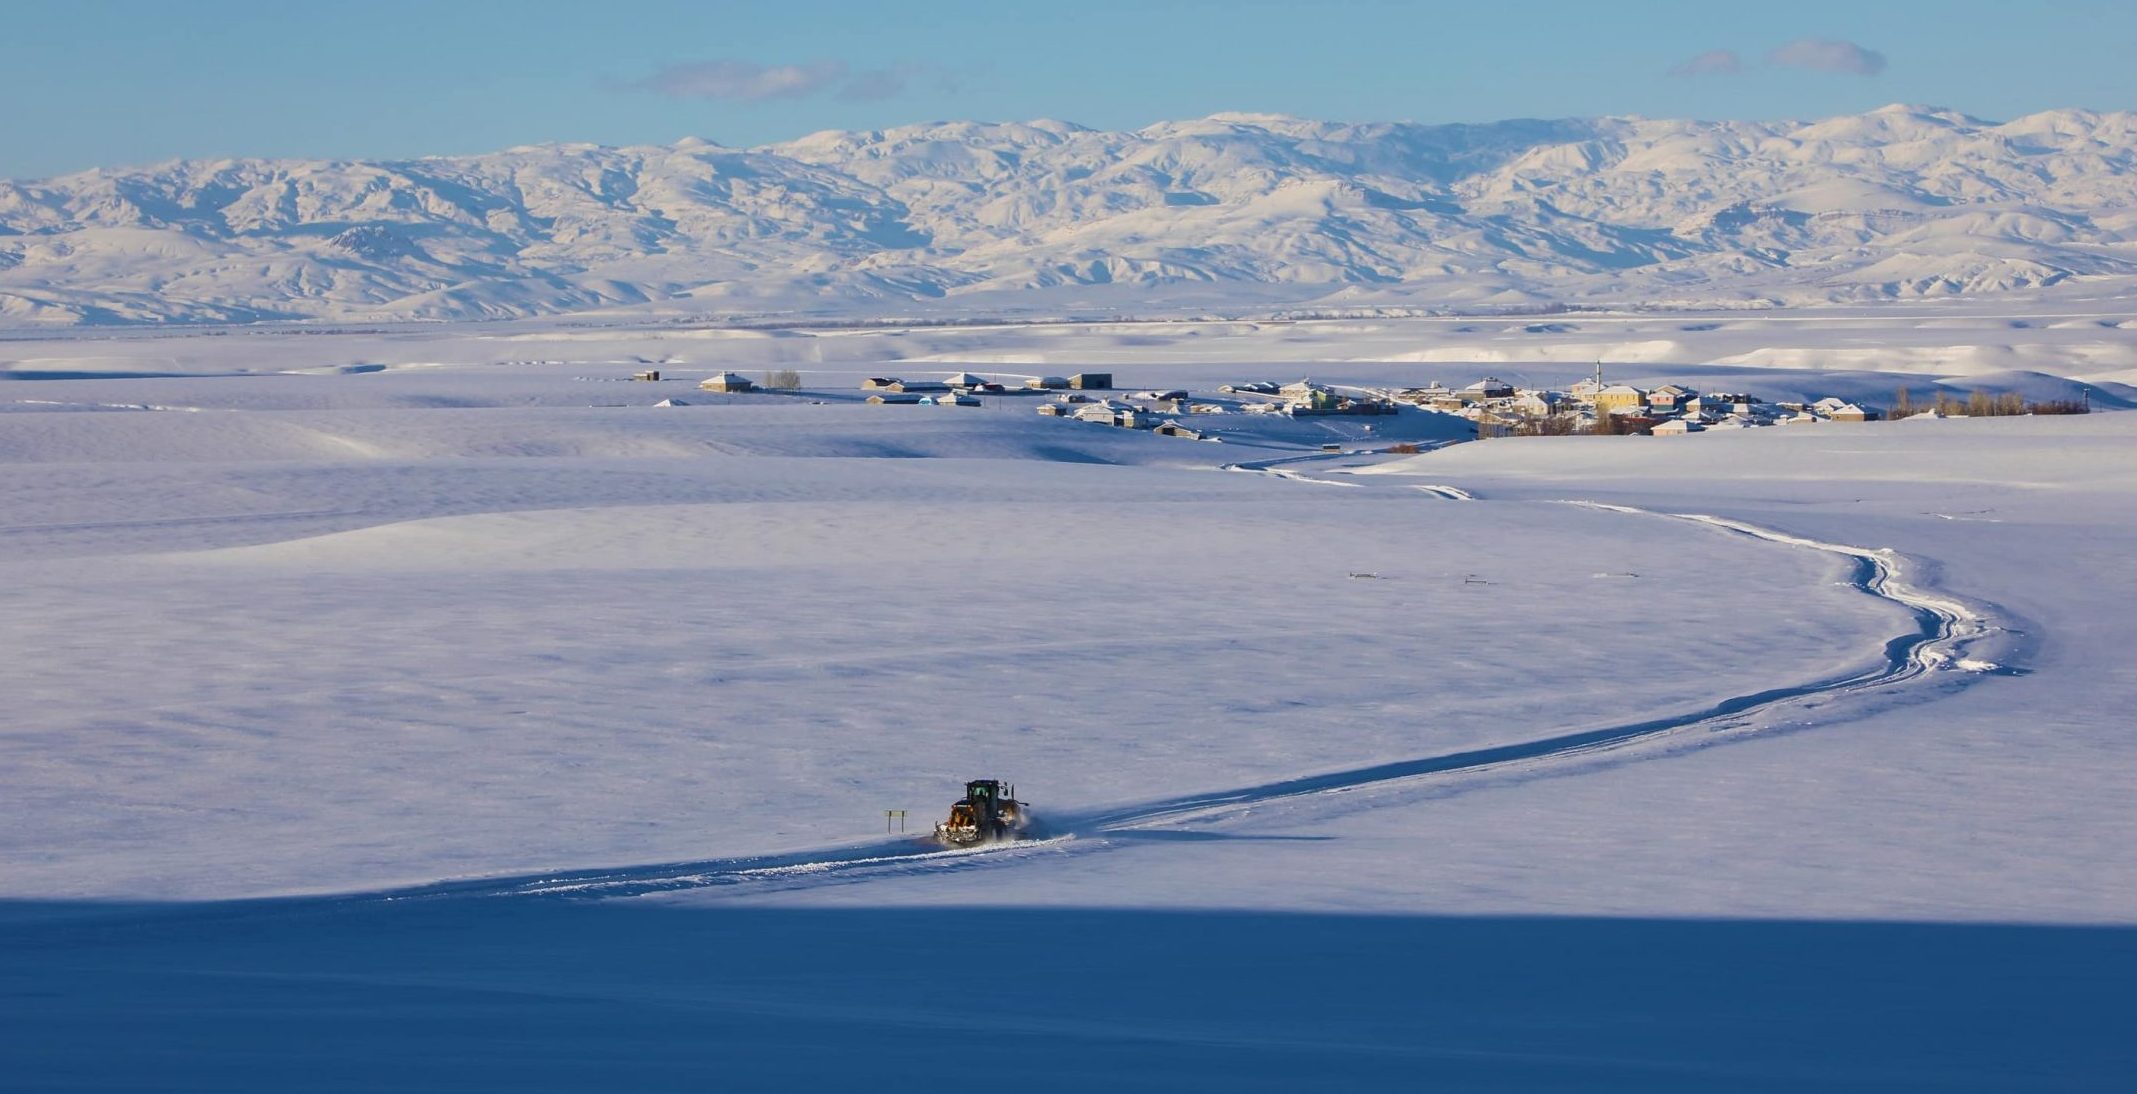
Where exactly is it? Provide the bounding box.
[4,0,2135,179]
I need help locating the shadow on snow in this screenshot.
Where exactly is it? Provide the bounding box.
[0,899,2129,1092]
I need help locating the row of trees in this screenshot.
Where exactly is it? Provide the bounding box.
[1890,388,2089,418]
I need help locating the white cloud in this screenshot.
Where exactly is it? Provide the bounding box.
[637,59,926,104]
[1766,38,1887,76]
[643,60,853,102]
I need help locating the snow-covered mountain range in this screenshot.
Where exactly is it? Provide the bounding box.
[7,104,2137,325]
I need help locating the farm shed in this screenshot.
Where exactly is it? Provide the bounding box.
[700,372,754,393]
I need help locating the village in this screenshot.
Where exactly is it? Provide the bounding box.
[611,362,2099,447]
[648,364,1907,444]
[852,370,1398,441]
[1392,367,1883,438]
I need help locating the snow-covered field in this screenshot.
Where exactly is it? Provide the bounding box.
[3,309,2133,1090]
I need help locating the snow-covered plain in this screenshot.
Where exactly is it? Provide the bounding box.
[2,310,2133,1090]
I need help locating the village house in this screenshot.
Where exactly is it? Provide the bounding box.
[700,372,754,393]
[1597,406,1662,434]
[1069,373,1114,390]
[1508,392,1559,418]
[1807,396,1881,422]
[1025,375,1071,390]
[1651,418,1703,436]
[1460,377,1516,401]
[866,393,921,405]
[1593,384,1648,414]
[1647,384,1694,414]
[1466,409,1519,438]
[1690,393,1765,419]
[1290,386,1342,412]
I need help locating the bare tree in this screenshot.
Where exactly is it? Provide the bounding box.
[1892,387,1915,419]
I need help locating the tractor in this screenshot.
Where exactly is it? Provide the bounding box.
[934,779,1029,846]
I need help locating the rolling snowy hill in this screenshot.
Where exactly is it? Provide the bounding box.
[7,105,2137,324]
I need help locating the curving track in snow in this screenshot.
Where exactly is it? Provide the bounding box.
[335,476,2013,906]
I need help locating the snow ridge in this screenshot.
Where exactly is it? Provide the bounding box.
[8,105,2137,325]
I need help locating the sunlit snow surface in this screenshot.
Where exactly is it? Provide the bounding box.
[2,311,2133,1090]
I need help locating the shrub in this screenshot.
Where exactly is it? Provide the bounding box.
[1514,414,1583,437]
[1587,412,1646,436]
[2027,399,2090,415]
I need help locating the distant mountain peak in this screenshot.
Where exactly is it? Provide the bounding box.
[1201,111,1313,125]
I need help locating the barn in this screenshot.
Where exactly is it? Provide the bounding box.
[700,372,754,393]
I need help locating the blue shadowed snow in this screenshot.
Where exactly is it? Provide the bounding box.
[1,899,2131,1092]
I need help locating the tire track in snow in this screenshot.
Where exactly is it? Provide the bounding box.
[1064,498,2013,835]
[350,480,2012,905]
[1409,483,1475,500]
[1220,451,1365,487]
